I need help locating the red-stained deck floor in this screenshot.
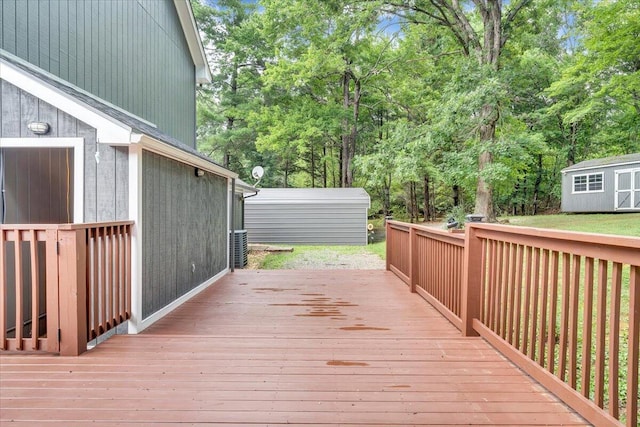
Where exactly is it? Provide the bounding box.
[0,269,588,426]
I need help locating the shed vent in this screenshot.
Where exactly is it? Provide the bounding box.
[230,230,248,268]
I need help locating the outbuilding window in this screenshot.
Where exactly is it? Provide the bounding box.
[573,173,604,193]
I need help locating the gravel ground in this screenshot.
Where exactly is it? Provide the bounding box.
[247,248,385,270]
[280,249,385,270]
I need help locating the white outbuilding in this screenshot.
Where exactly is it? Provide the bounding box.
[244,188,371,245]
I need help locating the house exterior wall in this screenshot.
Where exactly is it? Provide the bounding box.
[233,193,244,230]
[0,79,128,223]
[0,0,196,146]
[141,151,227,319]
[561,162,640,213]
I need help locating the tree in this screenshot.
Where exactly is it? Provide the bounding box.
[192,0,265,174]
[257,0,396,187]
[547,0,640,159]
[381,0,534,220]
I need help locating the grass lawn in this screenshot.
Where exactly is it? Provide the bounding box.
[254,241,386,269]
[502,213,640,237]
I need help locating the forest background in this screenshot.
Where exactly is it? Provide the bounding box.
[191,0,640,222]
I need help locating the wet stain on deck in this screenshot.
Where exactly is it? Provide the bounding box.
[327,360,369,367]
[296,311,345,317]
[270,303,357,307]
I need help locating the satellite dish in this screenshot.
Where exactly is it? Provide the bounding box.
[251,166,264,180]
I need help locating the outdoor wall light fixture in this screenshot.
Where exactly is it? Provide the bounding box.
[194,167,205,177]
[27,122,50,135]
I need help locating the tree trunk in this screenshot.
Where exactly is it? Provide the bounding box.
[474,101,498,220]
[408,183,416,223]
[474,150,495,220]
[341,69,351,188]
[223,58,239,169]
[283,158,289,188]
[323,144,328,188]
[567,122,579,166]
[345,79,361,187]
[533,154,543,215]
[423,175,433,221]
[310,143,315,188]
[452,185,460,207]
[383,172,392,217]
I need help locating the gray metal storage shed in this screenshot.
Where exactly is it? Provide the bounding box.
[244,188,370,245]
[561,153,640,213]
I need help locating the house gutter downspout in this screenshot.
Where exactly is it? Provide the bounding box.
[230,178,236,273]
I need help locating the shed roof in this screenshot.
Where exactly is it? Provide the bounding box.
[245,188,370,205]
[562,153,640,173]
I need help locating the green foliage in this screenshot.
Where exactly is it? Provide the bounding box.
[193,0,640,222]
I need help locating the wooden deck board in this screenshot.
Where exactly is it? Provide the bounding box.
[0,270,589,425]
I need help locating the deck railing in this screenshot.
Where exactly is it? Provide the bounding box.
[386,221,465,328]
[386,221,639,427]
[1,221,133,356]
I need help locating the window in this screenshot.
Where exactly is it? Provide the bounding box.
[573,172,604,193]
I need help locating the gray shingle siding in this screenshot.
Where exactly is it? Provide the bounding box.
[141,151,228,319]
[1,0,196,147]
[1,79,128,223]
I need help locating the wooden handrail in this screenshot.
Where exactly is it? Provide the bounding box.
[386,221,465,329]
[1,221,133,356]
[386,220,638,427]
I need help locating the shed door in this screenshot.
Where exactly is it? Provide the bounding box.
[615,168,640,210]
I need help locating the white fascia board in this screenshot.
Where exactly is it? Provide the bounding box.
[173,0,212,84]
[136,134,237,179]
[0,59,133,144]
[563,161,640,174]
[235,179,259,194]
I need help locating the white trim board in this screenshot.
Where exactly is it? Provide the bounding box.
[0,137,84,223]
[1,56,235,180]
[0,59,133,144]
[562,161,640,174]
[173,0,212,84]
[127,144,144,333]
[137,135,237,179]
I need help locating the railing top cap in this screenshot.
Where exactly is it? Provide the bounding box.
[1,221,134,231]
[467,222,640,249]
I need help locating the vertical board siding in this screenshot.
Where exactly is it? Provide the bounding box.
[0,79,128,223]
[141,151,227,319]
[233,194,244,230]
[1,0,196,146]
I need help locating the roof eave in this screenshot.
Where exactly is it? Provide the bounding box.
[562,160,640,174]
[173,0,212,84]
[136,134,237,179]
[0,56,134,144]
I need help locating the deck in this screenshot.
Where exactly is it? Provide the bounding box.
[0,269,588,426]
